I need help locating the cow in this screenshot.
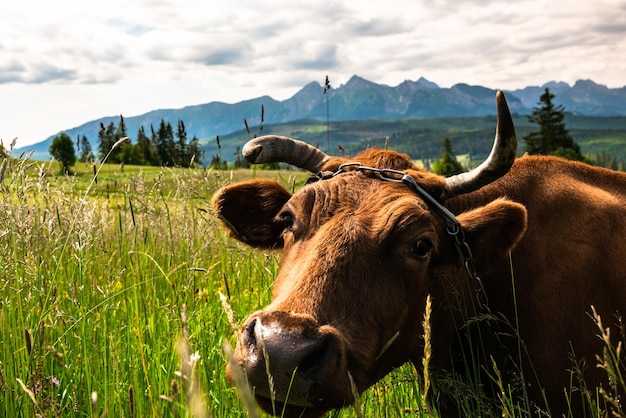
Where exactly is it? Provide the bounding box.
[213,91,626,417]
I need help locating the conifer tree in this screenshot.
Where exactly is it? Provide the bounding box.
[97,122,116,161]
[176,120,187,167]
[187,135,201,167]
[78,135,93,162]
[524,88,585,161]
[150,124,160,165]
[156,119,175,166]
[136,126,155,165]
[432,138,464,176]
[109,115,128,163]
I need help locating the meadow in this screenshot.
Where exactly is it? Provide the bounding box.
[1,154,623,417]
[0,157,428,418]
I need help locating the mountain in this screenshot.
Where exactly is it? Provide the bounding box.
[14,76,626,161]
[510,79,626,116]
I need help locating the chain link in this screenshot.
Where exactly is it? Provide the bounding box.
[322,162,522,381]
[452,230,491,313]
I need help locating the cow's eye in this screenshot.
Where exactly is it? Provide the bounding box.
[281,213,296,230]
[410,239,432,259]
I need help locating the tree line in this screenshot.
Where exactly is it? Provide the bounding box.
[97,116,202,167]
[49,116,203,173]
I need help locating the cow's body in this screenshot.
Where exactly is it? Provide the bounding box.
[213,93,626,417]
[444,156,626,414]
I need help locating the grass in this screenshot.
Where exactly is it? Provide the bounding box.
[0,152,623,417]
[0,155,430,418]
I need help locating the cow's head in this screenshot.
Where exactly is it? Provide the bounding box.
[213,92,528,417]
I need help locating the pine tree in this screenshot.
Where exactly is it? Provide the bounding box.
[432,138,464,176]
[97,122,116,161]
[187,136,201,167]
[176,120,187,167]
[136,126,155,165]
[78,135,93,162]
[150,124,160,165]
[156,119,175,166]
[109,115,128,163]
[524,88,585,161]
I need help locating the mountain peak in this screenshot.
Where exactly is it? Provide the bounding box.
[416,77,439,89]
[541,81,570,92]
[297,81,322,94]
[572,79,606,91]
[345,75,376,88]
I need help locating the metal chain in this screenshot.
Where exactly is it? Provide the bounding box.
[450,229,492,314]
[319,162,522,382]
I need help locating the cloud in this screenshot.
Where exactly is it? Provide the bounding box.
[141,29,253,66]
[27,64,79,84]
[289,43,341,71]
[0,60,27,83]
[1,0,625,147]
[344,17,411,37]
[3,0,621,91]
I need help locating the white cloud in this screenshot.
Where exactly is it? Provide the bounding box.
[0,0,624,146]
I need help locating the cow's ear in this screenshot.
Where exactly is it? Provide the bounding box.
[212,179,292,248]
[456,198,528,265]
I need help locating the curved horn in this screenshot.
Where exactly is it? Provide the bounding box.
[442,90,517,199]
[242,135,331,173]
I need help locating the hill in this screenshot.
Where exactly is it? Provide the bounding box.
[205,114,626,168]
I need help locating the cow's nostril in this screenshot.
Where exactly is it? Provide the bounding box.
[298,334,335,379]
[242,317,258,347]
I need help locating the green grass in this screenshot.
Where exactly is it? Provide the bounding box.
[1,154,623,417]
[0,157,431,417]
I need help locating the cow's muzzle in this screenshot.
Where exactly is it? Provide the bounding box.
[227,311,354,415]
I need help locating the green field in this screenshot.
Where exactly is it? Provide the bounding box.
[1,156,623,417]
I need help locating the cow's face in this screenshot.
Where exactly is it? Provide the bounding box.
[214,165,527,417]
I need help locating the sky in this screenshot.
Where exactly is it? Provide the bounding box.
[1,0,625,148]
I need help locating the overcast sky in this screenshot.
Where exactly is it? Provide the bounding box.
[2,0,625,147]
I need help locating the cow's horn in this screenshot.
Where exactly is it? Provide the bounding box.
[242,135,331,173]
[442,90,517,199]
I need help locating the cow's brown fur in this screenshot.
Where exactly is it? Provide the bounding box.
[213,150,626,417]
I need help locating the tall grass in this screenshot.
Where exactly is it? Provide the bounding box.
[1,154,252,417]
[0,154,423,417]
[0,151,623,417]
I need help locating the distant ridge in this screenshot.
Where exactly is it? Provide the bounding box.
[15,76,626,160]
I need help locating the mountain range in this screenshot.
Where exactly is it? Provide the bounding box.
[15,76,626,161]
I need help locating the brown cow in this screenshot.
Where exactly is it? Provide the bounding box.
[213,91,626,417]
